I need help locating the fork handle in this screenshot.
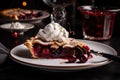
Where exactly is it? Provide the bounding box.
[99,53,120,62]
[90,50,120,62]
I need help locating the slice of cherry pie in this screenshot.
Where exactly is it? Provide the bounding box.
[24,22,92,63]
[24,37,92,63]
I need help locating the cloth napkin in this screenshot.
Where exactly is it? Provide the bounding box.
[0,42,9,64]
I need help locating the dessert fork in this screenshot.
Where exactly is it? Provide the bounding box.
[90,50,120,62]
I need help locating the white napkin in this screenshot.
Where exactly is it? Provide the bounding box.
[0,43,9,64]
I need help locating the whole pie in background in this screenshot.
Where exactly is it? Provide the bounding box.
[0,8,43,20]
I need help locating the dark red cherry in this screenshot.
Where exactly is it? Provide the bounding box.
[83,45,90,51]
[42,48,51,55]
[12,32,18,38]
[78,55,88,63]
[68,56,76,63]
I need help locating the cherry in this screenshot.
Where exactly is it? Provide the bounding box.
[78,55,88,63]
[42,48,51,55]
[12,32,18,38]
[68,56,76,63]
[88,54,93,59]
[83,45,90,51]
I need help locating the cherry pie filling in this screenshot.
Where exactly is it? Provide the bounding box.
[32,43,92,63]
[17,11,42,20]
[0,8,43,20]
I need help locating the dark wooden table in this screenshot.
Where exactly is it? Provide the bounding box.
[0,18,120,80]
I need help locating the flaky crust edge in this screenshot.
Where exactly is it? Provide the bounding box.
[24,39,38,58]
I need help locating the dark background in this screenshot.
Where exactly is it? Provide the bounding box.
[0,0,120,12]
[0,0,120,9]
[0,0,120,37]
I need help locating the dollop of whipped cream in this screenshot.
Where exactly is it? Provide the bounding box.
[37,22,69,42]
[10,22,25,29]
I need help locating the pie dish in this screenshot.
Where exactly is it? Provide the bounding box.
[0,8,50,23]
[0,8,42,20]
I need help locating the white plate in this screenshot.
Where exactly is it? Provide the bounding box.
[0,23,34,34]
[0,10,50,23]
[10,40,117,71]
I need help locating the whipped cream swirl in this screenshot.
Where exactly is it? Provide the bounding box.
[37,22,69,42]
[10,22,25,29]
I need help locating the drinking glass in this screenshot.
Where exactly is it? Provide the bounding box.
[78,6,116,40]
[43,0,74,27]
